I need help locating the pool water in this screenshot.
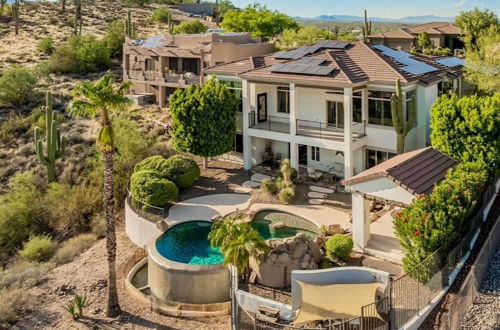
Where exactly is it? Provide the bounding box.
[251,211,318,240]
[156,221,224,265]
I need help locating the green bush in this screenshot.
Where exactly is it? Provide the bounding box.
[325,234,353,262]
[173,20,207,34]
[432,47,452,56]
[38,37,55,55]
[394,161,489,274]
[104,21,125,58]
[48,35,111,74]
[277,166,298,183]
[151,8,172,24]
[130,170,178,206]
[278,186,295,204]
[51,233,97,265]
[163,155,200,189]
[0,64,38,106]
[123,0,150,5]
[0,108,44,144]
[133,155,169,175]
[261,178,277,194]
[19,236,54,262]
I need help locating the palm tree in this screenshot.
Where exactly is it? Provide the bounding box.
[209,215,268,281]
[67,73,132,317]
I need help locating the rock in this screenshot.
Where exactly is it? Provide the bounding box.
[275,241,288,252]
[308,241,323,262]
[156,220,169,231]
[295,232,308,242]
[292,242,308,259]
[328,224,346,235]
[270,221,286,230]
[92,307,102,315]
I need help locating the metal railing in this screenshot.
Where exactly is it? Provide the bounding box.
[126,180,173,223]
[352,121,367,137]
[248,111,290,133]
[296,119,366,141]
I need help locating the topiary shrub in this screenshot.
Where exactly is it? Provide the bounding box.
[130,170,178,207]
[133,155,169,175]
[163,155,200,189]
[325,234,353,262]
[261,178,277,195]
[278,186,295,204]
[19,236,54,262]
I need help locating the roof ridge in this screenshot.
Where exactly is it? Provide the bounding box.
[360,42,407,81]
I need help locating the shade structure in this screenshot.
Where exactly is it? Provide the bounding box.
[292,281,381,326]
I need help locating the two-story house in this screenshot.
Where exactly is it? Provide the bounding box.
[123,32,275,107]
[205,41,464,179]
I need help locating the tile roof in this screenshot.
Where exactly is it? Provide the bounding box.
[343,147,459,196]
[369,22,462,39]
[205,41,463,86]
[369,28,415,39]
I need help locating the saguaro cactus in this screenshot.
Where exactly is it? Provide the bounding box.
[362,9,372,42]
[12,0,19,35]
[34,92,66,183]
[125,10,136,38]
[73,0,82,35]
[391,79,416,154]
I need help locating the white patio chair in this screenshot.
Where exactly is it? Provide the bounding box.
[307,166,323,182]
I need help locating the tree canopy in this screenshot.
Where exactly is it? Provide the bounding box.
[430,93,500,174]
[417,31,432,49]
[463,24,500,94]
[173,19,207,34]
[455,8,499,45]
[169,78,237,163]
[221,4,299,41]
[278,25,333,48]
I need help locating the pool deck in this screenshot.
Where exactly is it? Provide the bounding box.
[249,203,350,229]
[166,194,252,223]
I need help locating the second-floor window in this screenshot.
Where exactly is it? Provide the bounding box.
[277,86,290,113]
[311,146,320,161]
[405,90,416,124]
[327,101,344,128]
[145,58,155,71]
[367,91,393,127]
[183,58,199,75]
[169,57,178,72]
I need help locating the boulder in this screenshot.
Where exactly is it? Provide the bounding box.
[270,221,286,230]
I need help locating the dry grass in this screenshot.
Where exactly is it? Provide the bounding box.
[51,233,98,265]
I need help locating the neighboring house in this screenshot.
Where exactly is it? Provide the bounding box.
[123,32,275,107]
[205,41,464,179]
[368,22,463,52]
[178,3,214,17]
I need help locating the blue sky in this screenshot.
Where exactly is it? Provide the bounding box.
[231,0,500,18]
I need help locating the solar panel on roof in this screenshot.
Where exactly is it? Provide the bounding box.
[316,41,351,49]
[268,63,334,76]
[435,57,465,67]
[141,35,168,48]
[372,45,439,75]
[296,57,326,66]
[272,50,309,59]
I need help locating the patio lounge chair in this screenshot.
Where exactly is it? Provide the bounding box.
[307,166,323,182]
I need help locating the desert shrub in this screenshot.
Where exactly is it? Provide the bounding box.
[0,288,33,326]
[325,234,353,262]
[123,0,150,5]
[48,35,110,74]
[173,20,207,34]
[19,236,54,262]
[151,8,172,24]
[38,37,55,55]
[90,214,106,238]
[133,155,169,175]
[51,233,97,265]
[162,155,200,189]
[261,178,277,194]
[43,183,101,238]
[130,170,178,206]
[394,161,489,274]
[0,64,38,106]
[432,47,452,56]
[0,261,54,289]
[104,21,125,58]
[277,166,298,183]
[278,186,295,204]
[0,173,45,256]
[0,108,43,144]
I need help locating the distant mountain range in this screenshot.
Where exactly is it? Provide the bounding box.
[294,15,455,23]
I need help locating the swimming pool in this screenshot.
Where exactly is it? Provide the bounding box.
[155,221,224,265]
[251,210,319,240]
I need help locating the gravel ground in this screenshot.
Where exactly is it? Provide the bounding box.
[461,247,500,329]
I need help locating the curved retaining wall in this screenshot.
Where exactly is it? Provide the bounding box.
[125,201,162,248]
[147,239,230,304]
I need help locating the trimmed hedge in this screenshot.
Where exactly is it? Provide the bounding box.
[130,170,178,207]
[133,156,169,176]
[163,155,200,189]
[394,161,489,273]
[325,234,353,262]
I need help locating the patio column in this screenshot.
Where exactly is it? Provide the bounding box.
[289,83,297,136]
[361,87,368,123]
[352,192,371,252]
[242,80,253,170]
[343,87,354,179]
[158,86,166,108]
[290,143,299,169]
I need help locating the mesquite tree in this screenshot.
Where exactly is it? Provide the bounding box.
[169,78,237,169]
[34,91,66,183]
[391,79,416,154]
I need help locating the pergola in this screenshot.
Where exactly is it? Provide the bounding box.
[343,147,458,253]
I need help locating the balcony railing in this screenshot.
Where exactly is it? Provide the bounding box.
[126,70,200,86]
[248,111,290,133]
[296,119,366,142]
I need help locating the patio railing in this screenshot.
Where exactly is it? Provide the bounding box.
[296,119,366,141]
[248,111,290,133]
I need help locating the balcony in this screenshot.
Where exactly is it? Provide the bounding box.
[126,70,201,86]
[248,111,290,134]
[296,119,366,142]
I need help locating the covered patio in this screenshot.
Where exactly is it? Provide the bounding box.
[343,147,458,264]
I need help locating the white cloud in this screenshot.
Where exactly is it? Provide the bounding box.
[454,0,466,6]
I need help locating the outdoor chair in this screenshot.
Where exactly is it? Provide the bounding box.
[307,166,323,182]
[329,163,344,180]
[274,153,282,168]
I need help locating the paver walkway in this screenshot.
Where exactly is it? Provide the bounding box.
[249,203,350,228]
[167,194,252,223]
